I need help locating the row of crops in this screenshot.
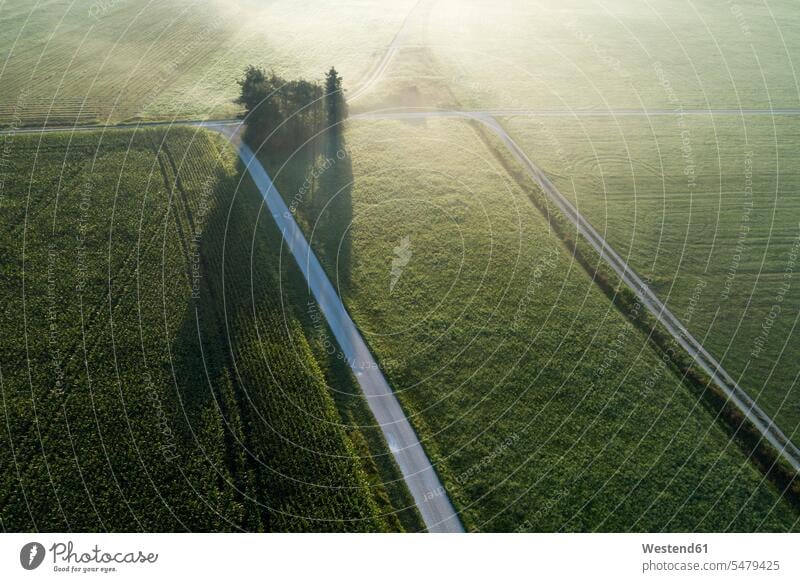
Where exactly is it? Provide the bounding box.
[0,127,391,531]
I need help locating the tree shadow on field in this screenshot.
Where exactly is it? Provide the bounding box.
[316,134,354,294]
[252,129,355,296]
[161,126,427,532]
[162,151,271,532]
[168,139,368,531]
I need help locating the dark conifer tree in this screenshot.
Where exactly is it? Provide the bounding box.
[324,66,347,138]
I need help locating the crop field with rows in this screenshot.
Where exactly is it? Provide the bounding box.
[0,127,403,531]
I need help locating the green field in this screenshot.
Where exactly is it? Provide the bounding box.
[504,114,800,442]
[346,0,800,454]
[428,0,800,111]
[0,0,415,126]
[0,127,418,531]
[265,117,799,531]
[2,0,799,534]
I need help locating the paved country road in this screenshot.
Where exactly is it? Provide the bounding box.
[0,110,469,530]
[0,118,240,136]
[4,107,799,136]
[0,110,467,531]
[208,123,465,533]
[353,108,800,119]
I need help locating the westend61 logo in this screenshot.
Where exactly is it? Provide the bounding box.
[19,541,158,574]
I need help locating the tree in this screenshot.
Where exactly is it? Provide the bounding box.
[236,65,333,153]
[324,67,347,136]
[235,65,267,114]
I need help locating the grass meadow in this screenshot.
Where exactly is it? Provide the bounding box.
[504,114,800,444]
[426,0,800,111]
[266,117,799,531]
[0,0,415,126]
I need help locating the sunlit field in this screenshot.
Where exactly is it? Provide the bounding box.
[428,0,800,111]
[504,114,800,441]
[0,0,414,125]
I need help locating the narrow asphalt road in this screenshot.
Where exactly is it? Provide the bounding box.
[208,123,465,533]
[0,118,241,136]
[3,107,799,137]
[353,108,800,120]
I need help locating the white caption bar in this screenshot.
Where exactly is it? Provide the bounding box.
[1,533,797,581]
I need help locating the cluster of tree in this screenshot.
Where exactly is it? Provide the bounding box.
[236,65,347,152]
